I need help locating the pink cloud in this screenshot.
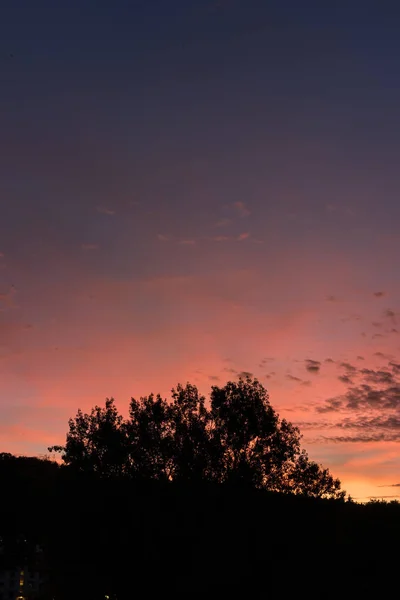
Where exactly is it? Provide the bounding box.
[213,218,232,228]
[212,236,230,242]
[96,206,115,215]
[81,243,99,251]
[233,201,250,217]
[0,285,17,310]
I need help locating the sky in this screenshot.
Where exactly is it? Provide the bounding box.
[1,0,400,501]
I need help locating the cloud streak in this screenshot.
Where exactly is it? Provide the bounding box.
[305,359,321,374]
[81,243,99,251]
[232,201,250,217]
[96,206,115,216]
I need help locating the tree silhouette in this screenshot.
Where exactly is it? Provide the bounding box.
[169,383,215,482]
[127,392,173,480]
[50,398,127,476]
[210,377,299,488]
[50,375,344,499]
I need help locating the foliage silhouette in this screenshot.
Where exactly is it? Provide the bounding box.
[1,452,400,597]
[49,376,344,499]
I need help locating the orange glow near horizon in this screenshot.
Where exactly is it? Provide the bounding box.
[1,258,400,502]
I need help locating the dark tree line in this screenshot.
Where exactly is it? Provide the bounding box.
[2,433,400,596]
[50,376,344,499]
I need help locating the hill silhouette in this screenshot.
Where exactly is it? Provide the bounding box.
[0,377,398,597]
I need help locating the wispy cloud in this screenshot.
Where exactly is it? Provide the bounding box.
[368,495,400,499]
[211,233,252,242]
[323,427,400,444]
[378,483,400,487]
[208,375,220,381]
[233,201,250,217]
[0,285,17,310]
[384,309,397,323]
[374,351,392,359]
[286,373,311,386]
[222,367,238,374]
[305,359,321,374]
[238,370,254,379]
[96,206,115,216]
[338,375,353,384]
[213,218,232,228]
[341,314,362,323]
[212,235,230,242]
[178,239,196,246]
[339,362,357,373]
[157,234,170,242]
[316,398,343,414]
[81,243,99,251]
[259,358,275,366]
[325,203,355,217]
[286,374,302,382]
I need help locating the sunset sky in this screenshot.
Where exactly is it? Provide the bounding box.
[1,1,400,501]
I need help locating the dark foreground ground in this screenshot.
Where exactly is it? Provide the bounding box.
[0,457,397,598]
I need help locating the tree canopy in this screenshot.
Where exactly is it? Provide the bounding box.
[50,376,344,499]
